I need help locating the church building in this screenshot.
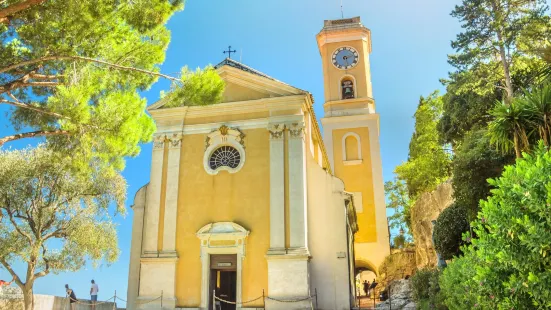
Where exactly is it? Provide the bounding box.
[127,16,389,310]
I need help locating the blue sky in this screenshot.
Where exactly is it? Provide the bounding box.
[0,0,462,306]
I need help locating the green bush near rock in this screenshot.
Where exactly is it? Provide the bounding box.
[433,203,470,260]
[440,144,551,309]
[411,268,447,310]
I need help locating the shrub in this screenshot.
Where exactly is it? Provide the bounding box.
[439,251,478,310]
[439,143,551,309]
[433,203,470,260]
[411,268,447,309]
[411,268,436,301]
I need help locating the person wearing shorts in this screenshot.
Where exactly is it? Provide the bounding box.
[65,284,77,310]
[90,279,99,310]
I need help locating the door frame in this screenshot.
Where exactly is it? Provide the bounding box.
[197,222,249,310]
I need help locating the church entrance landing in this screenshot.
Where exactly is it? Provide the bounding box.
[210,254,237,310]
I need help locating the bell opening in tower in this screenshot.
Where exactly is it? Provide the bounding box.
[342,78,355,99]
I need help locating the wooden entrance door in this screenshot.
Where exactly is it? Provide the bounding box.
[209,254,237,310]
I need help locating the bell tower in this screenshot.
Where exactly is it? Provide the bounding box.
[318,17,390,275]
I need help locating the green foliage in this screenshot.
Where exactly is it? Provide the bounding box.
[385,179,413,232]
[0,0,185,171]
[395,91,451,199]
[0,146,125,285]
[439,0,550,146]
[439,57,547,146]
[433,203,470,260]
[163,66,225,107]
[451,130,514,219]
[439,251,478,310]
[392,235,406,249]
[488,83,551,158]
[441,144,551,309]
[488,99,532,158]
[450,0,549,103]
[411,268,446,310]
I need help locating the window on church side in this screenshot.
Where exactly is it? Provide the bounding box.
[209,146,241,170]
[341,78,355,100]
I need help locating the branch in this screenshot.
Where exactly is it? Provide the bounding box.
[0,258,24,287]
[0,55,180,82]
[0,80,59,94]
[0,0,47,24]
[29,73,59,80]
[33,245,49,279]
[4,196,33,245]
[0,129,70,146]
[0,99,69,119]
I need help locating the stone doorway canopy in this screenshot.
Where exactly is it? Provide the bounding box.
[196,222,250,309]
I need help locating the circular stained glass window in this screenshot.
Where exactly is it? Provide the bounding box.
[209,146,241,170]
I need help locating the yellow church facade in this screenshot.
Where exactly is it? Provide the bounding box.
[127,16,389,310]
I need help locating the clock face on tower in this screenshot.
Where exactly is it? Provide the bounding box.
[332,47,359,70]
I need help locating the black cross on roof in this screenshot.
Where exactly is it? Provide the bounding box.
[223,45,236,59]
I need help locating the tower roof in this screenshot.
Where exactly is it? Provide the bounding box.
[320,16,366,32]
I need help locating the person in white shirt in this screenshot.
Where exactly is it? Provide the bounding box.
[90,279,99,310]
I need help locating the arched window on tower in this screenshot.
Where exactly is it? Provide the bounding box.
[342,132,362,163]
[341,78,355,100]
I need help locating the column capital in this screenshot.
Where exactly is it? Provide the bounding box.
[268,123,286,140]
[153,134,166,149]
[167,132,183,148]
[288,122,305,138]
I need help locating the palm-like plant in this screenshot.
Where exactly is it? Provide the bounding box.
[488,100,532,158]
[522,84,551,147]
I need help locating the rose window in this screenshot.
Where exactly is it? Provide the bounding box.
[209,146,241,170]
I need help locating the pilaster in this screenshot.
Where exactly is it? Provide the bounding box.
[142,134,165,254]
[267,123,286,254]
[161,133,182,255]
[287,122,308,250]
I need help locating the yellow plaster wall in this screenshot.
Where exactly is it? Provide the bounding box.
[332,127,377,243]
[175,128,270,307]
[222,81,274,102]
[345,136,359,161]
[319,39,373,103]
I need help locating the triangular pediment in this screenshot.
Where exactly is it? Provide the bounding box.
[148,58,305,111]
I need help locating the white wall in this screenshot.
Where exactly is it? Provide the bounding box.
[306,155,353,310]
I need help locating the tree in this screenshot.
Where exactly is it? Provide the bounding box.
[433,203,470,260]
[522,83,551,146]
[162,66,225,108]
[0,147,125,310]
[395,91,451,199]
[439,56,547,146]
[450,0,550,104]
[488,84,551,158]
[441,143,551,309]
[385,179,413,232]
[0,0,186,172]
[488,99,532,158]
[451,129,514,219]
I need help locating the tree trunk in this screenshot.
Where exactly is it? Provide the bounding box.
[22,285,34,310]
[514,134,522,158]
[491,0,514,104]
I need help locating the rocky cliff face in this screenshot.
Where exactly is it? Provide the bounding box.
[375,279,416,309]
[410,181,453,269]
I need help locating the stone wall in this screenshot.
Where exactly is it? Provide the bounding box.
[377,249,416,290]
[0,287,118,310]
[410,181,453,269]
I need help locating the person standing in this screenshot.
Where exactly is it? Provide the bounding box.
[362,280,369,296]
[90,279,99,310]
[65,284,77,310]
